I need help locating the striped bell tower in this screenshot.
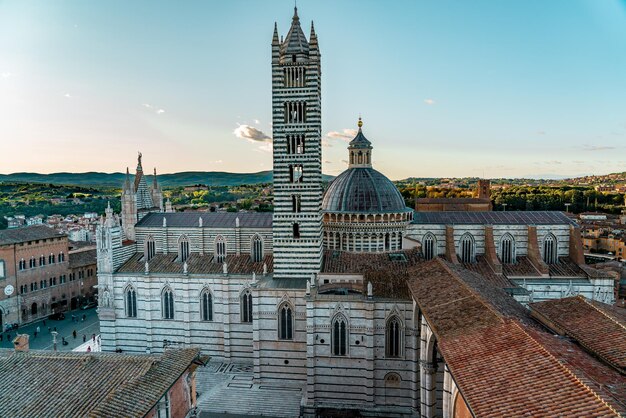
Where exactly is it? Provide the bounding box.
[272,7,323,279]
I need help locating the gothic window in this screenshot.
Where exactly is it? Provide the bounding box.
[293,223,301,239]
[285,102,306,124]
[162,287,174,320]
[178,235,190,263]
[200,289,213,321]
[543,233,557,264]
[286,134,304,154]
[48,253,55,264]
[278,303,294,340]
[500,233,515,264]
[423,233,436,260]
[215,235,227,263]
[241,290,253,323]
[331,314,348,356]
[385,315,403,358]
[251,235,263,263]
[59,252,65,262]
[39,256,45,266]
[292,194,301,213]
[459,233,475,263]
[29,257,35,268]
[289,165,303,183]
[145,236,156,261]
[19,259,26,270]
[125,285,137,318]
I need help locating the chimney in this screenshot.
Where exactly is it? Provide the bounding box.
[13,334,29,352]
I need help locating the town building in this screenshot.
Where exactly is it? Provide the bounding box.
[0,346,203,418]
[415,180,492,212]
[0,225,97,329]
[95,7,620,417]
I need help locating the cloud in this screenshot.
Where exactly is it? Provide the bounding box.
[254,119,260,125]
[1,72,12,78]
[424,98,435,105]
[212,160,223,164]
[536,130,546,135]
[326,129,357,141]
[142,103,166,115]
[233,124,272,142]
[64,93,72,98]
[583,145,616,152]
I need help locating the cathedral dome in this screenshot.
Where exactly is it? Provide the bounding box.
[322,167,407,213]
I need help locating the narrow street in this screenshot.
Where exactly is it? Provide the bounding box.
[0,307,99,351]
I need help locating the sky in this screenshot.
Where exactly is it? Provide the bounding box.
[1,0,625,179]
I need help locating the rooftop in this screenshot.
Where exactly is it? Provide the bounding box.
[0,348,201,418]
[412,210,577,226]
[530,296,626,373]
[118,252,273,275]
[407,259,625,417]
[136,212,272,229]
[0,224,66,246]
[68,248,97,269]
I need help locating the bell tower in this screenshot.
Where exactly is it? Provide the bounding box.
[272,7,323,279]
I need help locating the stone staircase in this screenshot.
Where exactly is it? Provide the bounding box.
[196,362,303,418]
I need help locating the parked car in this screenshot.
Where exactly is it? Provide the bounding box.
[80,301,97,310]
[48,312,66,320]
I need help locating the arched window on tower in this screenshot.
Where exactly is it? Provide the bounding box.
[459,233,475,263]
[145,236,156,261]
[200,289,213,321]
[178,235,190,263]
[423,233,436,260]
[251,235,263,263]
[241,290,253,323]
[386,315,403,358]
[293,223,301,239]
[289,165,303,183]
[278,303,294,340]
[125,285,137,318]
[543,233,557,264]
[500,233,515,264]
[215,235,227,263]
[331,314,348,356]
[162,287,174,320]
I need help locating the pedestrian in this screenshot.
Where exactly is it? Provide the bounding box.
[83,334,86,343]
[43,320,46,327]
[34,331,37,338]
[48,327,51,333]
[87,346,91,353]
[72,330,77,339]
[92,334,95,343]
[82,314,86,321]
[53,327,57,332]
[97,335,101,345]
[36,326,40,334]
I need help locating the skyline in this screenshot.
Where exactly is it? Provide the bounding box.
[1,0,626,179]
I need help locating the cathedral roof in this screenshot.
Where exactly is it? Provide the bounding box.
[281,7,309,55]
[411,210,577,226]
[136,212,272,229]
[322,167,409,213]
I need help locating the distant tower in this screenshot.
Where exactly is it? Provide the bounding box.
[477,179,491,200]
[120,153,162,240]
[272,7,323,279]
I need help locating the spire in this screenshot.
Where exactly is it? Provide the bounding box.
[123,167,131,192]
[293,5,298,20]
[281,4,309,56]
[272,22,279,45]
[153,167,158,188]
[136,151,143,172]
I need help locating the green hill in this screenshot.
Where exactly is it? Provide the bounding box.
[0,171,335,187]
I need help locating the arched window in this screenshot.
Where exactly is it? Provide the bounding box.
[385,315,403,358]
[178,235,190,263]
[331,314,348,356]
[162,287,174,320]
[200,289,213,321]
[459,233,475,263]
[39,255,45,266]
[145,236,156,261]
[31,302,37,316]
[251,235,263,263]
[58,252,65,262]
[293,223,300,239]
[543,233,557,264]
[215,235,227,263]
[48,253,55,264]
[500,233,515,264]
[423,233,436,260]
[125,285,137,318]
[278,303,294,340]
[241,290,253,323]
[292,194,301,213]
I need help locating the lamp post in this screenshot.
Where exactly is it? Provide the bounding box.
[565,203,571,213]
[51,331,58,352]
[502,203,508,212]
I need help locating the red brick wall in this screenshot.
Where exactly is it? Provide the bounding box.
[145,370,194,418]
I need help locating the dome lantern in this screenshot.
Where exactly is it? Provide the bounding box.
[348,117,373,168]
